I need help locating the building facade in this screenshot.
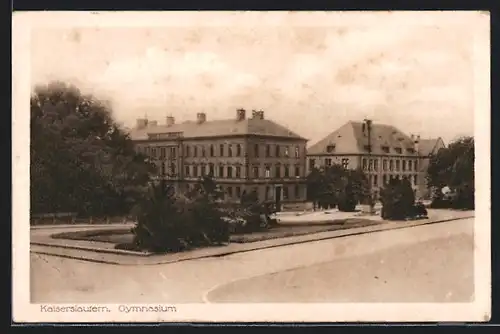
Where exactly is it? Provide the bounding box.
[306,121,444,200]
[129,109,308,209]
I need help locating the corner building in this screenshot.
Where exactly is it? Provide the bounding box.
[129,109,308,210]
[306,121,445,200]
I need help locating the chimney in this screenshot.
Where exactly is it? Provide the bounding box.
[251,109,258,118]
[257,110,264,120]
[414,135,420,154]
[149,120,158,127]
[136,118,148,129]
[196,112,207,124]
[236,108,246,121]
[166,115,175,127]
[410,134,415,141]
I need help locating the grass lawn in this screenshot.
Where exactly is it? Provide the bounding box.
[51,218,381,248]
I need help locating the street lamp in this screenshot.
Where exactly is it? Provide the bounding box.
[363,118,374,214]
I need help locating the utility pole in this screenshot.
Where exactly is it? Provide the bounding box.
[363,118,374,214]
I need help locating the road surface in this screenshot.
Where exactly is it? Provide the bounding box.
[30,218,474,303]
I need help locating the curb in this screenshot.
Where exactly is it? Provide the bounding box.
[31,215,474,266]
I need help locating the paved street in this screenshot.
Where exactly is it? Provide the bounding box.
[31,218,474,304]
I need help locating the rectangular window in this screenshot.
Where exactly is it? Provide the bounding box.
[295,166,300,177]
[209,163,214,177]
[275,165,281,178]
[374,159,379,171]
[283,186,289,200]
[253,166,259,178]
[368,159,373,171]
[201,146,206,157]
[227,166,233,178]
[325,158,332,167]
[185,165,190,176]
[227,186,233,198]
[228,144,233,157]
[151,147,157,158]
[284,165,290,177]
[383,159,388,171]
[395,160,400,171]
[160,163,165,176]
[295,146,300,158]
[193,165,198,177]
[236,186,241,198]
[219,144,224,157]
[383,174,387,185]
[265,186,270,200]
[389,160,394,171]
[402,160,407,171]
[309,159,316,171]
[395,147,402,154]
[413,174,418,186]
[219,166,224,178]
[408,160,413,171]
[193,146,198,157]
[265,166,271,178]
[414,160,418,171]
[294,185,300,199]
[341,158,349,169]
[362,158,368,170]
[160,147,166,159]
[254,144,259,157]
[284,146,289,157]
[373,175,378,187]
[210,145,214,157]
[171,163,176,176]
[236,144,242,157]
[235,166,241,178]
[186,146,190,157]
[275,145,280,157]
[171,147,177,158]
[266,145,271,157]
[145,146,151,156]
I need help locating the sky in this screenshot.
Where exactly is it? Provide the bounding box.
[29,11,486,146]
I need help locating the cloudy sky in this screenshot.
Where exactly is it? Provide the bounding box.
[29,11,486,146]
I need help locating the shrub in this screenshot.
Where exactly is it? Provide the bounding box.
[337,183,357,212]
[130,181,187,253]
[380,178,416,220]
[131,178,230,253]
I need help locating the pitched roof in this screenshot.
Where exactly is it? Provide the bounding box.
[307,121,418,156]
[418,138,445,156]
[128,117,306,141]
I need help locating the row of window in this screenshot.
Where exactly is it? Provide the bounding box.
[142,143,303,159]
[218,185,302,201]
[309,158,349,170]
[364,158,419,172]
[369,174,419,187]
[183,164,302,179]
[143,146,178,159]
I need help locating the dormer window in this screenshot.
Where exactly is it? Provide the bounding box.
[407,148,415,154]
[364,145,372,152]
[394,147,402,154]
[381,146,390,153]
[326,144,336,153]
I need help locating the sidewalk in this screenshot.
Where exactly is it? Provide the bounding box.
[30,209,474,266]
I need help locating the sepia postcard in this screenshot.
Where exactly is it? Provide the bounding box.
[13,11,490,323]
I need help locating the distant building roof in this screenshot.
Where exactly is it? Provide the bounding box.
[128,112,306,141]
[307,121,421,156]
[418,138,445,156]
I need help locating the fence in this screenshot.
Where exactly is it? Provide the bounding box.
[30,212,133,226]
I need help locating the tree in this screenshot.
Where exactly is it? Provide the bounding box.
[306,164,369,211]
[427,136,474,209]
[30,81,155,217]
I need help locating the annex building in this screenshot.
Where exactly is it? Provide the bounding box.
[306,121,445,200]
